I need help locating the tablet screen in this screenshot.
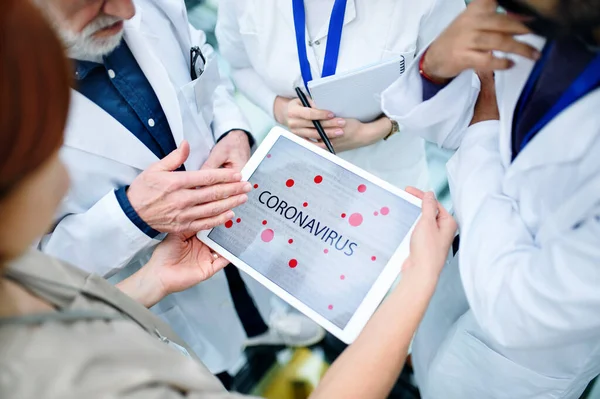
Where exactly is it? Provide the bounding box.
[208,136,420,329]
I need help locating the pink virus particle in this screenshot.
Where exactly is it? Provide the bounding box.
[324,249,329,254]
[328,305,333,310]
[289,259,298,268]
[349,213,363,227]
[303,202,308,207]
[358,184,367,193]
[286,179,295,188]
[288,239,294,244]
[267,154,272,158]
[225,220,234,229]
[341,213,347,219]
[261,229,274,243]
[374,211,379,216]
[314,175,323,184]
[371,256,377,261]
[380,207,390,216]
[340,275,345,280]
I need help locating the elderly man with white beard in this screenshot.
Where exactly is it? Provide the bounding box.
[34,0,324,386]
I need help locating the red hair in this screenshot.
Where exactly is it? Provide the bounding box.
[0,0,71,197]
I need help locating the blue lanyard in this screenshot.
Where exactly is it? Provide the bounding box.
[515,42,600,153]
[292,0,348,93]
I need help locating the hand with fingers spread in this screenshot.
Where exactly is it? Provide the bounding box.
[117,232,230,308]
[126,140,252,234]
[404,187,458,279]
[421,0,540,83]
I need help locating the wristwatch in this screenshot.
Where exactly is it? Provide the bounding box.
[384,119,400,141]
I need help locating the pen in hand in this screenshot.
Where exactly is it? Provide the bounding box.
[294,87,336,155]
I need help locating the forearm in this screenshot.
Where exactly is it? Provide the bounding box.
[312,267,437,399]
[116,264,165,308]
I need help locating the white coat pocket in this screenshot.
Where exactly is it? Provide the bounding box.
[194,57,220,125]
[178,59,220,167]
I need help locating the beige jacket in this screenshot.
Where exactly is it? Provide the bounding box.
[0,250,259,399]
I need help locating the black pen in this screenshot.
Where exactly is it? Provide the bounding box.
[295,87,336,155]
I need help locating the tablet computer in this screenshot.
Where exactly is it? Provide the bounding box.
[197,127,422,343]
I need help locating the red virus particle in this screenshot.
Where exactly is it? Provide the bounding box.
[289,259,298,268]
[286,179,295,187]
[349,213,363,227]
[261,229,274,242]
[358,184,367,193]
[225,220,234,228]
[314,175,323,184]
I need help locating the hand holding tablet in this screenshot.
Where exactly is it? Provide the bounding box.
[198,127,422,343]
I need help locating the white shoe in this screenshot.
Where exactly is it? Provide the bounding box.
[244,311,326,348]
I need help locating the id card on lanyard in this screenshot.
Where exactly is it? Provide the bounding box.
[514,41,600,159]
[292,0,348,93]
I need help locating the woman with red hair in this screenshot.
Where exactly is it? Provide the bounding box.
[0,1,455,398]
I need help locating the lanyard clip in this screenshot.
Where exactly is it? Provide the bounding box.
[190,46,206,80]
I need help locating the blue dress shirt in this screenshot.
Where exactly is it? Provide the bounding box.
[74,42,179,239]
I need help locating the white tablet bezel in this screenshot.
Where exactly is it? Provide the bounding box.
[198,127,421,344]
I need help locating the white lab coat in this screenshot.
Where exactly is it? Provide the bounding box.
[382,36,600,398]
[216,0,465,190]
[39,0,265,374]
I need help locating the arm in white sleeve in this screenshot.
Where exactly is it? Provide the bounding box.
[188,24,252,140]
[39,191,157,278]
[381,0,479,150]
[215,0,279,119]
[447,121,600,348]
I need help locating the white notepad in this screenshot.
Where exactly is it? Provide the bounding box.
[308,55,407,123]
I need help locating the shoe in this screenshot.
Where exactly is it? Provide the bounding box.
[244,311,326,348]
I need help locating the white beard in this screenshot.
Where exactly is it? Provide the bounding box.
[59,14,125,60]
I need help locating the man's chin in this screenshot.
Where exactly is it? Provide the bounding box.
[68,30,124,59]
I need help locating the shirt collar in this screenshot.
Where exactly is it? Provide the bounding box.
[73,60,103,81]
